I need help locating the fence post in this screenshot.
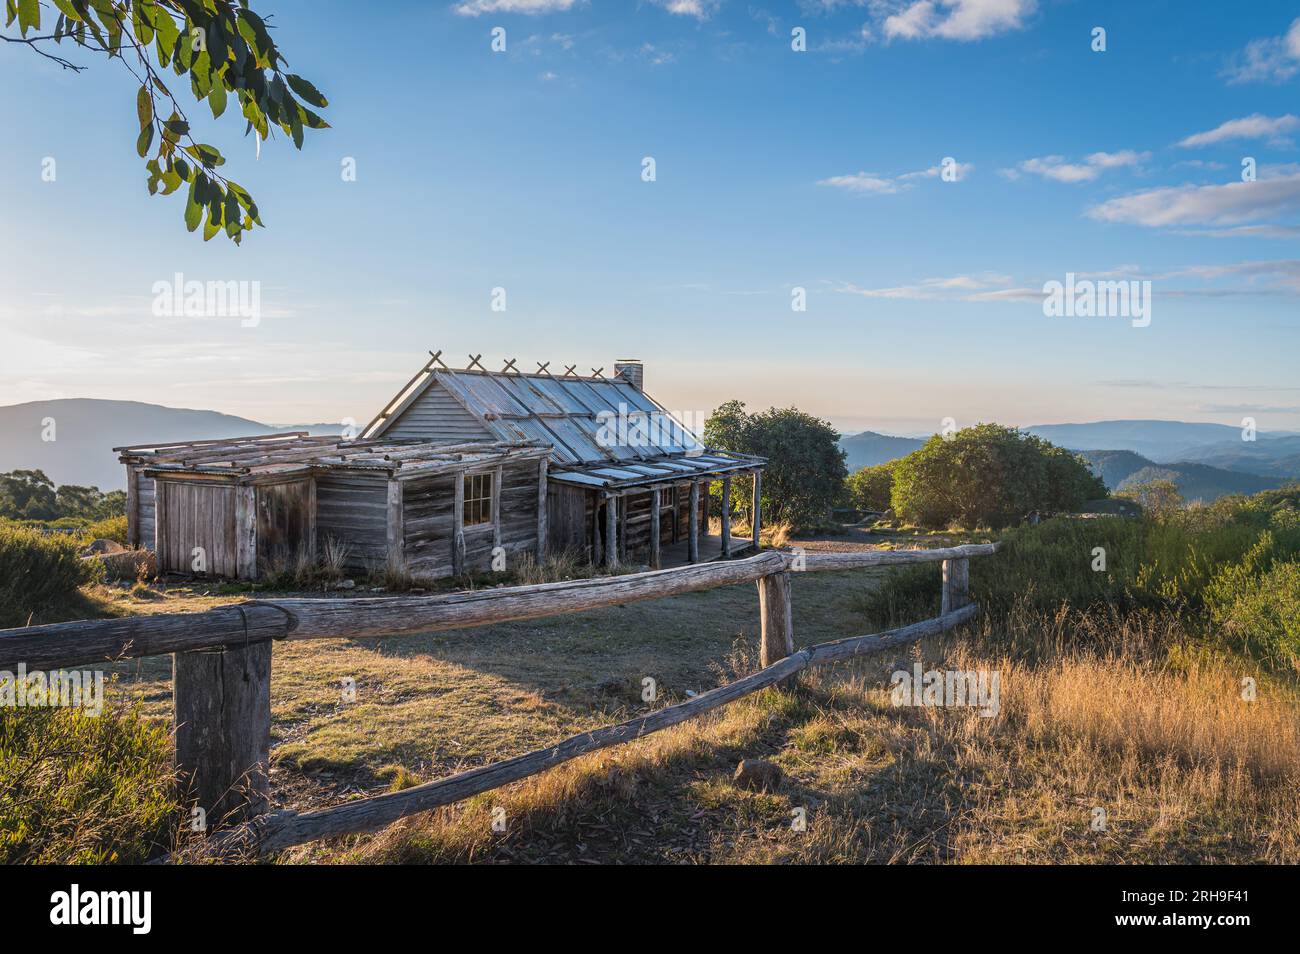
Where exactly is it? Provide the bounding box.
[174,640,272,830]
[941,557,970,615]
[757,571,794,668]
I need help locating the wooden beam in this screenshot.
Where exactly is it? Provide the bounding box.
[0,547,1000,672]
[126,465,140,548]
[536,458,548,560]
[452,473,465,576]
[491,465,503,556]
[173,640,272,829]
[113,431,309,453]
[617,494,627,562]
[688,481,700,564]
[306,476,318,563]
[386,479,404,574]
[757,571,793,667]
[751,472,762,549]
[649,490,661,570]
[235,484,257,580]
[604,495,618,568]
[671,485,679,543]
[941,557,971,615]
[720,476,731,558]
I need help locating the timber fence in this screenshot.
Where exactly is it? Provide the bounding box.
[0,542,998,857]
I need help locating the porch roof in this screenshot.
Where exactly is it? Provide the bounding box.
[548,450,765,492]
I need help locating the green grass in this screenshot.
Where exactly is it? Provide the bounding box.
[0,697,177,863]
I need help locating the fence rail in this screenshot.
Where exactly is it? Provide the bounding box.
[0,541,999,857]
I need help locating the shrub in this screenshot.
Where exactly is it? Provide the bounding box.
[0,523,101,626]
[0,700,176,863]
[845,462,894,512]
[83,514,129,545]
[890,424,1106,529]
[704,400,848,528]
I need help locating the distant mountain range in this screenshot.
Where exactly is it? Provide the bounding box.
[2,399,1296,503]
[0,399,343,490]
[1076,450,1278,503]
[838,419,1299,504]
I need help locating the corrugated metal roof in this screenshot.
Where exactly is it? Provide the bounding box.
[378,367,710,463]
[367,361,766,488]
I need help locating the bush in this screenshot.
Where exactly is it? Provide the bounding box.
[704,400,848,529]
[0,523,101,626]
[845,462,894,512]
[83,514,129,545]
[890,424,1107,529]
[0,701,176,863]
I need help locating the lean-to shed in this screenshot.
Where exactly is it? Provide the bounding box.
[117,433,550,580]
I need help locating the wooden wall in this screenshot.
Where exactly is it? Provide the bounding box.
[315,472,388,573]
[127,466,156,549]
[383,381,494,443]
[546,484,591,558]
[155,479,239,577]
[256,480,312,573]
[402,472,455,578]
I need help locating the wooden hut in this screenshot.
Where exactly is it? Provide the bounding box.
[117,433,550,580]
[362,354,767,569]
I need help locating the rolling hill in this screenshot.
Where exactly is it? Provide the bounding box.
[1077,449,1281,503]
[839,431,925,471]
[0,399,343,490]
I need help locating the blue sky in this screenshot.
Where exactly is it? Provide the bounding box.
[2,0,1299,436]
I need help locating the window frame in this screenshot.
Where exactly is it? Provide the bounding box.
[462,471,495,528]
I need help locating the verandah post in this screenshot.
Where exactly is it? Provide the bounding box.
[173,639,272,830]
[688,481,700,564]
[941,557,970,614]
[757,570,794,668]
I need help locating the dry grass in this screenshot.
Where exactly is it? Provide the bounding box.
[278,606,1300,865]
[711,517,793,549]
[93,561,1300,865]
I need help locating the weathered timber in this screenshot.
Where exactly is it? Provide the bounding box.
[688,482,700,564]
[174,640,272,828]
[234,484,257,579]
[604,495,618,568]
[757,571,793,667]
[212,603,980,856]
[386,479,404,573]
[941,556,971,615]
[536,458,548,559]
[452,473,465,575]
[649,492,661,569]
[751,471,762,548]
[0,552,790,671]
[720,476,731,558]
[795,543,997,572]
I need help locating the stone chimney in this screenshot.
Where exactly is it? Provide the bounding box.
[614,359,644,391]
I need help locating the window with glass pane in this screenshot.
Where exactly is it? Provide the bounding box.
[659,487,673,509]
[463,472,493,526]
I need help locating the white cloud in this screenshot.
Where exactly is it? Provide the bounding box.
[453,0,578,15]
[1223,17,1300,84]
[880,0,1035,42]
[1177,114,1300,148]
[650,0,722,20]
[1010,150,1148,183]
[818,172,902,194]
[818,160,972,194]
[1086,172,1300,227]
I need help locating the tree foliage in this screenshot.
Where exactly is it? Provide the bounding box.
[0,470,125,521]
[704,400,848,528]
[4,0,329,244]
[845,461,895,512]
[889,424,1107,529]
[1116,478,1184,518]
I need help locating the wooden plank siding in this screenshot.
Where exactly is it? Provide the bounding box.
[155,479,239,577]
[380,381,493,443]
[315,473,389,574]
